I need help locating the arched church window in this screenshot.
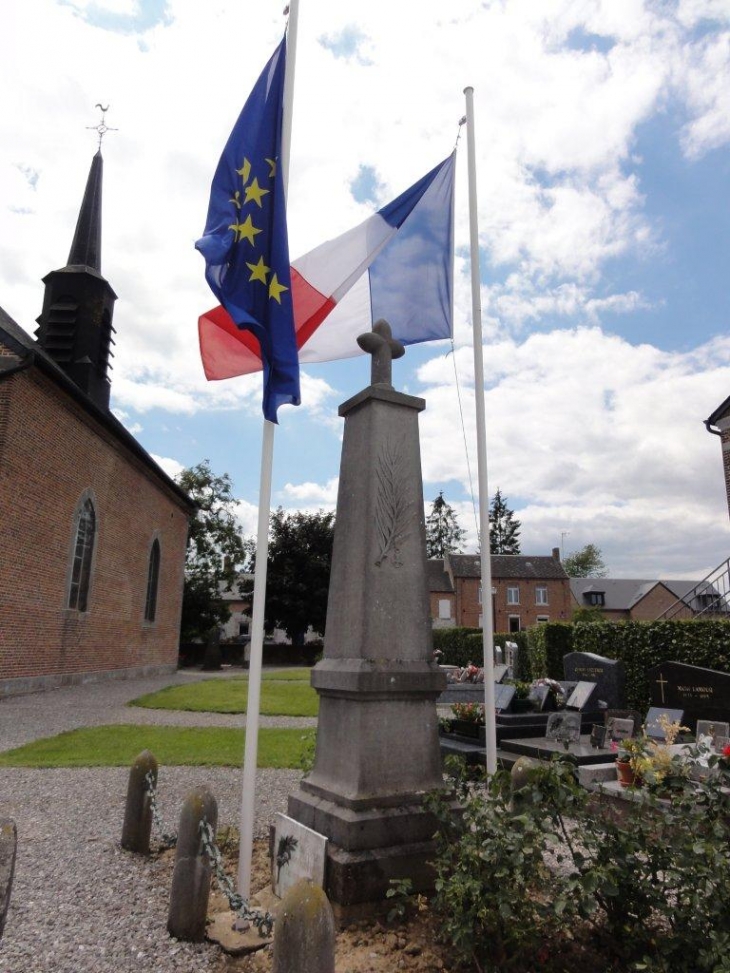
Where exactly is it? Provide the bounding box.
[145,539,161,622]
[68,499,96,611]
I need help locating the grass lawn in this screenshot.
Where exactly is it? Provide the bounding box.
[0,725,316,768]
[129,671,318,716]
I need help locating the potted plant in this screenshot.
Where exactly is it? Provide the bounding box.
[510,681,534,713]
[616,734,650,787]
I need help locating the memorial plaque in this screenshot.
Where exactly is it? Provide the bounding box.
[606,717,634,742]
[272,813,328,899]
[648,661,730,730]
[696,720,730,750]
[645,706,685,740]
[564,651,626,709]
[604,709,643,737]
[566,681,597,711]
[528,684,553,712]
[493,683,516,713]
[546,711,581,744]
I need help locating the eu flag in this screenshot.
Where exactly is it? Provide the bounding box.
[195,37,300,423]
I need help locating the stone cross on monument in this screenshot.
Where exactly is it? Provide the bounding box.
[286,319,448,921]
[356,319,404,386]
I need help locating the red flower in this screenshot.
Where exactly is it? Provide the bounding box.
[723,744,730,758]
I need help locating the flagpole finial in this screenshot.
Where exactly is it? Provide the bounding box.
[86,104,118,149]
[357,319,405,387]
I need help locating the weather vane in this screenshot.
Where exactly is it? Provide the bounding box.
[86,104,118,149]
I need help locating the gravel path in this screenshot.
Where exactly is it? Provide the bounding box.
[0,668,311,973]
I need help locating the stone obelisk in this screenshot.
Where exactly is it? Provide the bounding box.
[287,320,447,918]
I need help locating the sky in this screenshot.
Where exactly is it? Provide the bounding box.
[2,0,730,580]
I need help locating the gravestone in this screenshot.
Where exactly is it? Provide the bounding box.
[545,711,581,744]
[566,681,597,711]
[505,641,519,675]
[604,709,643,737]
[287,321,447,916]
[494,683,516,713]
[648,661,730,731]
[563,652,625,709]
[605,717,634,742]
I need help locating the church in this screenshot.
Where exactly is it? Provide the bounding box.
[0,149,194,696]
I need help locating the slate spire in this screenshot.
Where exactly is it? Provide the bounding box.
[67,149,103,271]
[35,149,117,411]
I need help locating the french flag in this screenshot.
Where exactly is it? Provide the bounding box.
[198,152,455,380]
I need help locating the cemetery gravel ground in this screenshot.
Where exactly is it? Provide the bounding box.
[0,671,457,973]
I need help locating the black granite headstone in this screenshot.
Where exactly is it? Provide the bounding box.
[528,684,553,712]
[648,661,730,730]
[566,681,598,711]
[563,652,625,709]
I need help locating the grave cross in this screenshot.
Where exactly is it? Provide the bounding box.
[356,319,405,387]
[656,673,668,705]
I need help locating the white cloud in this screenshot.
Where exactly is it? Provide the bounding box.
[280,478,339,506]
[150,452,184,480]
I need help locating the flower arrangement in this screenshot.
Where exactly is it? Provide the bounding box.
[452,702,485,725]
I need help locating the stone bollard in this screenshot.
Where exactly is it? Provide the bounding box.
[273,879,335,973]
[510,756,541,814]
[0,819,17,940]
[167,786,218,942]
[121,749,158,854]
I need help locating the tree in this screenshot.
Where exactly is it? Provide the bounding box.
[255,508,335,644]
[425,492,466,558]
[175,461,246,642]
[489,489,521,554]
[563,543,608,578]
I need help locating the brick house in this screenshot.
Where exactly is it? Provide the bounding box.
[569,578,699,621]
[705,396,730,521]
[428,549,572,632]
[0,150,194,696]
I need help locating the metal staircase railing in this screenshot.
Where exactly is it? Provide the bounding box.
[656,557,730,621]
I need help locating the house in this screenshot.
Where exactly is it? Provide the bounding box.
[705,396,730,522]
[0,149,194,696]
[569,578,709,621]
[428,549,572,632]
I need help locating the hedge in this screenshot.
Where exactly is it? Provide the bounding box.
[433,627,530,675]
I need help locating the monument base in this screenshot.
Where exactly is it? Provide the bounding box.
[287,784,459,916]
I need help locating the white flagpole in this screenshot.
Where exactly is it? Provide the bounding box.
[238,0,300,897]
[464,86,497,775]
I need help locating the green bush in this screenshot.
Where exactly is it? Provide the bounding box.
[526,622,574,680]
[432,627,482,667]
[428,753,730,972]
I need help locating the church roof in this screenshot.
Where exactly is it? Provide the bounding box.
[0,304,194,512]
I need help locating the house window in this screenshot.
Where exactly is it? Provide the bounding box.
[585,592,605,607]
[536,615,549,624]
[507,586,520,605]
[68,499,95,611]
[144,539,161,622]
[536,586,548,606]
[508,615,521,632]
[438,599,451,620]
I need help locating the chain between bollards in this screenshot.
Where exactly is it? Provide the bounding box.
[144,770,178,849]
[199,819,274,937]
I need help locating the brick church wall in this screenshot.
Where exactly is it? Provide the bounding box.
[0,368,190,691]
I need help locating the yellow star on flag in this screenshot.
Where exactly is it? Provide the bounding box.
[228,214,262,245]
[266,157,277,177]
[269,272,289,304]
[246,255,270,284]
[244,177,270,208]
[236,159,251,184]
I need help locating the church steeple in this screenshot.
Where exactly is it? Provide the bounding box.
[67,150,103,271]
[35,148,117,411]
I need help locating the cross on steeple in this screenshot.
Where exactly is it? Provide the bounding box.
[356,319,405,387]
[86,104,118,149]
